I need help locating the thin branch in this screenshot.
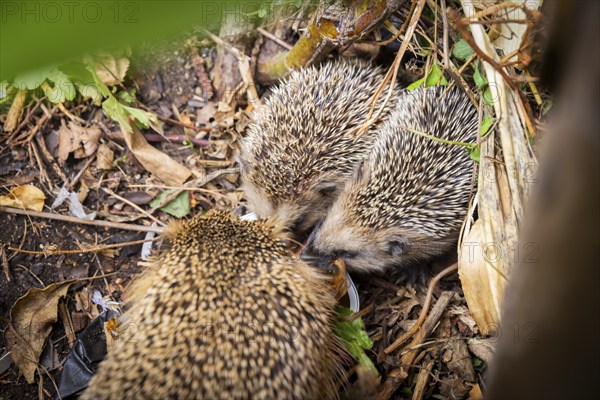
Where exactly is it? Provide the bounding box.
[256,27,293,50]
[352,0,428,140]
[384,263,458,354]
[9,237,156,256]
[0,206,164,233]
[440,0,450,69]
[102,187,166,227]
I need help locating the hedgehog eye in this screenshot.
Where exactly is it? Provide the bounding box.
[334,250,357,260]
[389,238,410,258]
[316,182,338,198]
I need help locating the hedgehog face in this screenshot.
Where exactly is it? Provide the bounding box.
[301,201,411,273]
[242,170,344,240]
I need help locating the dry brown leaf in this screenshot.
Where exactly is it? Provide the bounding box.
[196,103,218,126]
[206,140,229,159]
[458,220,503,336]
[5,280,75,383]
[77,179,89,204]
[57,120,73,161]
[96,143,114,170]
[122,125,191,185]
[467,337,496,365]
[57,120,102,162]
[3,89,26,132]
[8,174,36,186]
[71,123,101,158]
[0,184,46,211]
[74,287,100,320]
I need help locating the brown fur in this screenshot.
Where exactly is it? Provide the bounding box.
[239,59,401,238]
[82,211,341,400]
[303,87,478,272]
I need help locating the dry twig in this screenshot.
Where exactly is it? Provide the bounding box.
[377,291,454,400]
[352,0,427,140]
[0,206,164,233]
[384,263,458,354]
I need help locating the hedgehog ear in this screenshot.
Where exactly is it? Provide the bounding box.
[315,181,338,197]
[388,236,411,258]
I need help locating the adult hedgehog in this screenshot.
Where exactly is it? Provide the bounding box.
[82,211,340,400]
[239,59,400,238]
[302,86,478,272]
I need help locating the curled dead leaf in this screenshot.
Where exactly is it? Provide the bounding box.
[57,120,102,162]
[96,143,114,170]
[5,280,75,383]
[123,125,191,185]
[3,89,27,132]
[0,184,46,211]
[458,220,504,336]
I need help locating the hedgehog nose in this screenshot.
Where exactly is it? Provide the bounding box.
[301,252,337,273]
[301,246,338,273]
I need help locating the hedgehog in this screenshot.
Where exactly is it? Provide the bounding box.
[301,86,478,273]
[81,211,341,400]
[239,59,401,239]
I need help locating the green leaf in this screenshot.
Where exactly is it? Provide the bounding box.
[469,145,480,162]
[101,85,161,134]
[58,61,94,83]
[58,61,104,104]
[473,357,487,373]
[117,90,136,105]
[480,116,493,136]
[0,81,11,104]
[1,1,238,80]
[123,105,159,130]
[425,64,448,87]
[334,306,378,377]
[102,96,132,133]
[43,69,76,103]
[452,39,474,61]
[473,64,487,89]
[150,190,190,218]
[407,77,426,91]
[13,67,53,90]
[483,87,494,106]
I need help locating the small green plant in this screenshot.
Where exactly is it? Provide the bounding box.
[2,52,160,135]
[407,63,449,91]
[335,306,379,377]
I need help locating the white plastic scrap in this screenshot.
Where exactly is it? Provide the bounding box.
[50,184,96,219]
[68,192,96,220]
[240,212,258,221]
[92,290,121,313]
[50,185,70,209]
[141,222,159,261]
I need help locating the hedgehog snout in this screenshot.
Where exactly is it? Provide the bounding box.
[300,244,335,272]
[301,249,339,273]
[301,230,336,272]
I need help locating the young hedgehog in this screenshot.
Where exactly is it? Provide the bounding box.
[239,59,401,238]
[82,211,340,400]
[302,86,478,273]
